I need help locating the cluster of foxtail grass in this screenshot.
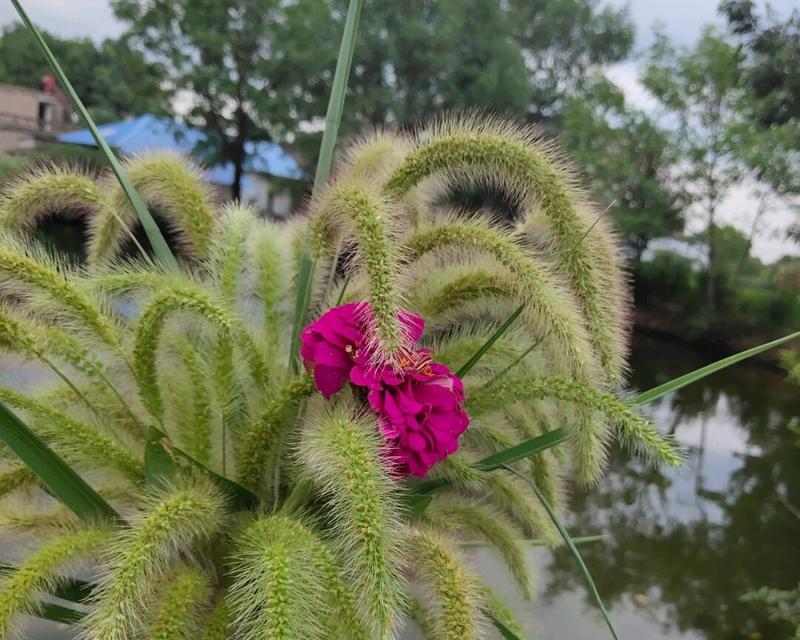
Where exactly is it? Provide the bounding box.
[0,115,680,639]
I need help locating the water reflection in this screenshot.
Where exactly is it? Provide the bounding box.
[542,333,800,639]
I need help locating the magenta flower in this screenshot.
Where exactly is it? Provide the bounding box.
[300,302,425,399]
[300,302,365,399]
[300,302,470,477]
[366,352,470,477]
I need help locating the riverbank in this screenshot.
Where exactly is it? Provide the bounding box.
[634,306,793,368]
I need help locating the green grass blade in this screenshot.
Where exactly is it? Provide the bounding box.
[0,400,120,523]
[486,611,526,640]
[334,274,352,307]
[10,0,176,271]
[503,465,619,640]
[294,0,363,359]
[145,428,259,509]
[311,0,364,194]
[289,252,316,372]
[456,303,524,378]
[475,428,567,471]
[628,329,800,407]
[409,428,567,499]
[460,535,606,548]
[0,562,95,603]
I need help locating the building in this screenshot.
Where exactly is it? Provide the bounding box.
[57,114,304,217]
[0,76,74,152]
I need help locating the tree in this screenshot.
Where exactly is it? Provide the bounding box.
[506,0,634,127]
[720,0,800,197]
[112,0,340,199]
[561,77,684,267]
[113,0,634,192]
[0,23,171,122]
[642,29,745,310]
[336,0,633,133]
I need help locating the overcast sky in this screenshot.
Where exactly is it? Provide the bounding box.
[2,0,798,262]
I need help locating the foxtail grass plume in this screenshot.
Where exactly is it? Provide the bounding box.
[0,115,679,638]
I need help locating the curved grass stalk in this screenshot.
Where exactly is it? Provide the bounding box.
[133,287,235,420]
[147,565,212,640]
[505,403,565,511]
[81,476,225,640]
[0,387,143,482]
[468,375,682,468]
[405,220,596,382]
[424,496,532,599]
[407,264,517,321]
[409,527,485,640]
[0,465,37,498]
[0,166,112,231]
[228,515,327,640]
[207,204,252,303]
[249,222,286,346]
[0,240,120,348]
[311,181,407,362]
[236,376,314,490]
[172,341,214,465]
[298,405,406,639]
[484,472,560,548]
[313,539,370,640]
[89,153,214,266]
[385,117,626,382]
[0,526,108,636]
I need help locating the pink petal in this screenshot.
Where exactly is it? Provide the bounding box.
[314,366,347,399]
[313,342,350,368]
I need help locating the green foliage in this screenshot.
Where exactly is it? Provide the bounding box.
[721,0,800,195]
[0,23,171,121]
[741,585,800,638]
[561,77,685,265]
[642,28,746,311]
[0,117,678,637]
[111,0,632,187]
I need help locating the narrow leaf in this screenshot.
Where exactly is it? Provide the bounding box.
[145,429,259,509]
[294,0,364,364]
[403,493,433,519]
[629,329,800,407]
[475,428,566,471]
[289,252,316,372]
[486,611,525,640]
[456,303,524,378]
[503,465,619,640]
[0,400,119,523]
[10,0,176,270]
[311,0,364,194]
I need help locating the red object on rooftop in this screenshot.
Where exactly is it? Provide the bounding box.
[41,74,68,105]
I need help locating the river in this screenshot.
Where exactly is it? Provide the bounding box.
[19,332,800,639]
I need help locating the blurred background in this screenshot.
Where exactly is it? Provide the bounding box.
[1,1,798,638]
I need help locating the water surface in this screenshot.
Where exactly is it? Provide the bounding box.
[478,333,800,639]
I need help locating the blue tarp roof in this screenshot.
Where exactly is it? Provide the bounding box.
[57,114,303,185]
